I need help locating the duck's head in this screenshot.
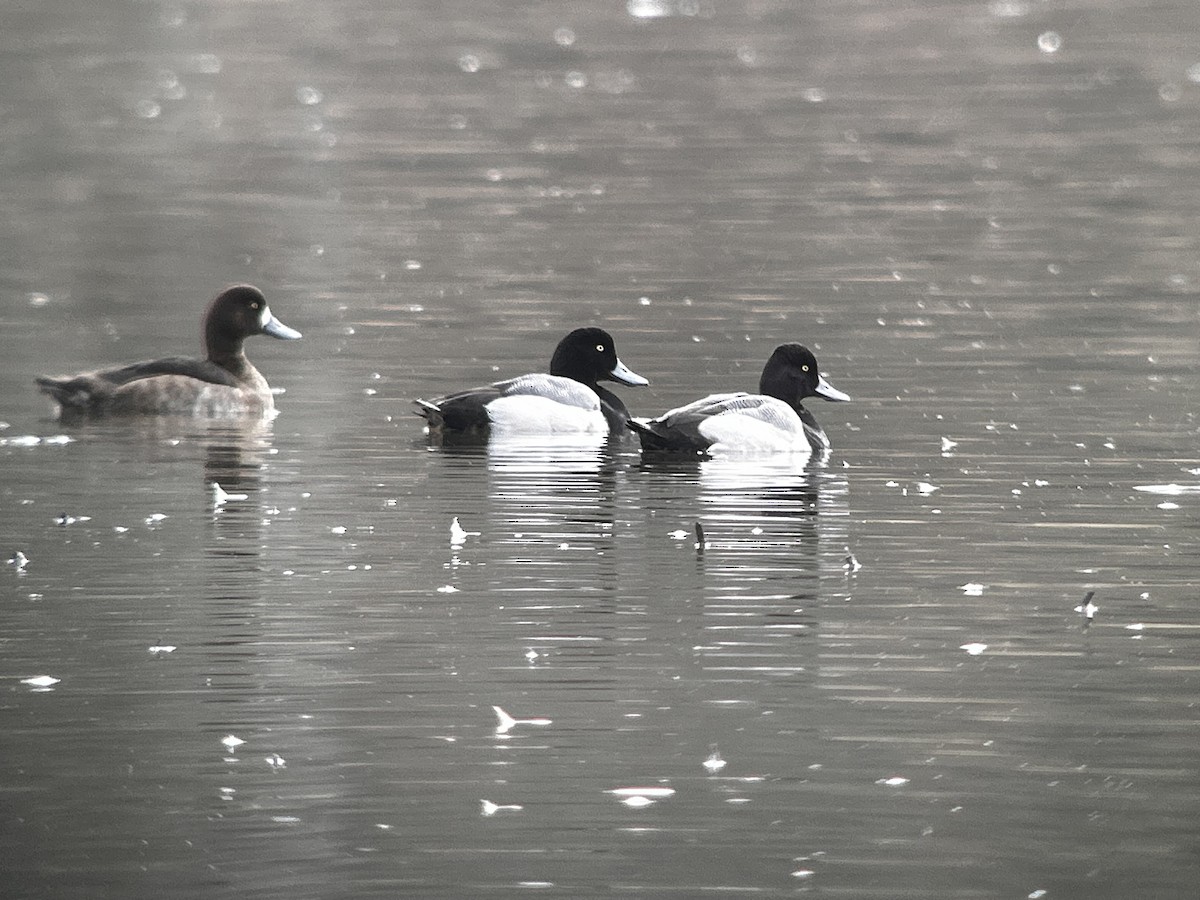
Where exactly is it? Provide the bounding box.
[760,343,849,407]
[550,327,648,388]
[204,285,302,358]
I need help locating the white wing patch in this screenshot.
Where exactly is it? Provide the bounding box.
[487,375,605,435]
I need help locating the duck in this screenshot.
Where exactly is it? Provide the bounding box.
[628,343,849,455]
[36,284,301,419]
[414,327,648,438]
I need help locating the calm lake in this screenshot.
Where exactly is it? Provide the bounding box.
[1,1,1198,898]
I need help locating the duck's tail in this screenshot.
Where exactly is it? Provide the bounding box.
[413,399,444,428]
[626,417,673,453]
[35,375,88,410]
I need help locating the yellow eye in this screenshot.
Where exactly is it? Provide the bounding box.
[251,302,260,310]
[596,344,605,352]
[801,364,809,372]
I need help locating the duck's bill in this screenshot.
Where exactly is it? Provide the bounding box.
[261,306,303,340]
[815,375,850,402]
[608,358,649,386]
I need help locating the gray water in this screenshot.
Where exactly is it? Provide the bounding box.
[2,1,1199,898]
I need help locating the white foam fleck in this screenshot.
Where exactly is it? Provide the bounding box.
[221,734,246,751]
[134,99,161,119]
[960,583,985,595]
[211,482,248,506]
[296,85,322,105]
[1134,483,1200,495]
[1037,31,1062,53]
[608,786,675,798]
[621,795,656,808]
[21,675,60,688]
[493,706,552,733]
[481,799,523,816]
[627,0,672,18]
[450,516,479,547]
[876,776,909,787]
[960,642,988,656]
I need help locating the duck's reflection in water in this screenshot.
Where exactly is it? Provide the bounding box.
[426,434,632,686]
[480,433,622,591]
[198,421,278,692]
[204,423,272,506]
[636,452,850,698]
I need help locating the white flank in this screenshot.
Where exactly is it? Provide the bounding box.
[487,395,605,434]
[700,412,811,454]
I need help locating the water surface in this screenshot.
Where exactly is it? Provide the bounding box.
[2,1,1199,898]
